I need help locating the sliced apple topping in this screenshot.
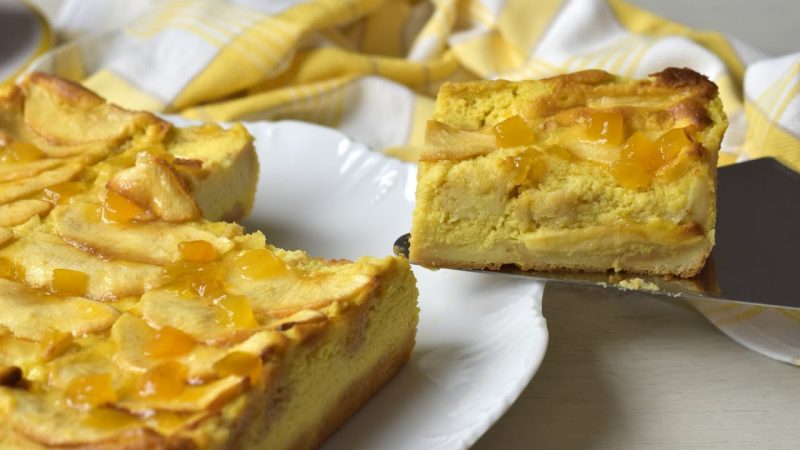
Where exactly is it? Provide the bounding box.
[0,278,118,341]
[0,199,51,227]
[227,256,377,318]
[112,313,281,380]
[422,120,496,161]
[107,152,201,223]
[21,73,169,147]
[0,158,61,182]
[0,161,83,204]
[0,141,43,162]
[212,352,262,384]
[38,328,73,361]
[141,290,250,344]
[0,332,38,370]
[1,231,163,300]
[0,388,147,447]
[53,201,239,265]
[40,339,120,390]
[117,375,244,414]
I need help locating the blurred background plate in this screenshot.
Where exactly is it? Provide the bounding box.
[0,0,53,84]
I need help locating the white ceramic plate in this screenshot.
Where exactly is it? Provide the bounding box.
[236,120,549,449]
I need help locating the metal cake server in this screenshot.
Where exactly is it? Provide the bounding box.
[394,157,800,310]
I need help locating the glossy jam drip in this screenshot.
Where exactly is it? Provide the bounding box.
[145,325,196,358]
[39,328,72,360]
[494,116,535,148]
[178,240,218,262]
[613,132,659,188]
[585,112,624,145]
[509,148,548,185]
[42,182,86,205]
[139,360,188,399]
[65,373,117,409]
[236,249,287,280]
[102,191,148,223]
[162,261,226,299]
[82,408,140,429]
[214,295,258,329]
[0,142,44,163]
[213,352,262,384]
[50,268,89,296]
[655,127,692,162]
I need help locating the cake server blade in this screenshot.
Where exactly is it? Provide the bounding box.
[394,157,800,310]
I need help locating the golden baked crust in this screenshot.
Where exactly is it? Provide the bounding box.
[0,73,419,449]
[410,68,727,278]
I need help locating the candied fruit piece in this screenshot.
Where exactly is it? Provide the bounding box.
[236,249,287,280]
[508,148,548,185]
[494,116,535,148]
[65,373,117,409]
[102,190,148,223]
[612,161,651,188]
[0,142,44,163]
[214,295,258,329]
[656,128,692,163]
[162,261,226,298]
[42,182,86,205]
[611,132,661,188]
[39,327,72,360]
[585,112,624,145]
[213,352,262,384]
[178,240,219,262]
[145,325,196,358]
[621,132,661,171]
[139,360,188,399]
[82,408,140,429]
[51,268,89,296]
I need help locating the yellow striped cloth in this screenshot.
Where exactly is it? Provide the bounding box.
[29,0,800,364]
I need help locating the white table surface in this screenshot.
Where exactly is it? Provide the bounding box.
[474,3,800,448]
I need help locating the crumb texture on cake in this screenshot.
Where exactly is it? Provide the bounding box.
[411,68,727,277]
[0,73,419,449]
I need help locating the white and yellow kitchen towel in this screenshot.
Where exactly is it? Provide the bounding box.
[25,0,800,364]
